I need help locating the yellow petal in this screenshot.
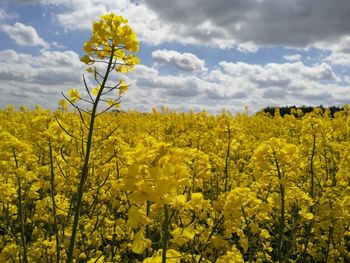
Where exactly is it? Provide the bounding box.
[91,87,99,96]
[116,65,128,73]
[260,229,270,239]
[80,55,94,65]
[68,88,81,102]
[132,230,151,254]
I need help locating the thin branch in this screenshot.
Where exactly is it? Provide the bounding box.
[94,71,104,83]
[60,146,81,170]
[49,141,60,263]
[83,74,94,103]
[241,205,254,263]
[198,215,224,263]
[79,97,94,105]
[101,87,122,97]
[94,126,120,144]
[91,119,115,131]
[80,123,86,158]
[76,106,90,131]
[54,116,84,142]
[109,59,118,72]
[13,150,28,263]
[95,101,121,117]
[95,150,117,167]
[61,92,91,114]
[101,81,122,90]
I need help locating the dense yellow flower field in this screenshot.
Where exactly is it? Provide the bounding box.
[0,105,349,262]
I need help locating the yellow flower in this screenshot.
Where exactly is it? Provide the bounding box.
[116,65,128,73]
[83,12,139,62]
[68,88,81,102]
[87,256,105,263]
[171,227,195,246]
[260,229,270,239]
[107,99,120,109]
[217,245,244,263]
[299,210,314,220]
[127,205,149,228]
[80,55,94,65]
[250,222,259,234]
[143,249,182,263]
[91,84,101,96]
[132,230,151,254]
[171,194,187,209]
[79,252,87,260]
[58,99,68,111]
[118,79,128,95]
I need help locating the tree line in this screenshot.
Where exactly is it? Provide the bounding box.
[259,105,346,117]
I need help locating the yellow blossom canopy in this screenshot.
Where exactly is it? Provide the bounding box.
[81,12,140,73]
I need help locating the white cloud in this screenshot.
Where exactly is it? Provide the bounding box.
[120,60,348,113]
[47,1,240,49]
[152,49,207,72]
[317,36,350,66]
[52,2,176,47]
[56,4,108,31]
[143,0,350,49]
[283,54,302,62]
[318,36,350,54]
[5,0,350,51]
[51,41,66,49]
[218,61,339,84]
[1,49,348,112]
[213,61,346,109]
[324,52,350,66]
[1,22,49,48]
[0,49,85,108]
[262,89,287,99]
[2,0,350,112]
[237,42,259,53]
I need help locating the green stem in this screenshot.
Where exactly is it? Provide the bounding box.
[325,226,333,263]
[66,47,115,263]
[145,200,151,257]
[301,134,316,263]
[162,204,169,263]
[13,150,28,263]
[49,141,60,263]
[310,134,316,199]
[192,171,196,193]
[111,213,117,262]
[274,155,284,263]
[241,206,254,263]
[224,124,231,192]
[17,176,28,263]
[197,215,224,263]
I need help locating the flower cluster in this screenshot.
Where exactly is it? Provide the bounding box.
[0,106,349,262]
[82,13,139,73]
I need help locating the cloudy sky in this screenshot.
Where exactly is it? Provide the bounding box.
[0,0,350,113]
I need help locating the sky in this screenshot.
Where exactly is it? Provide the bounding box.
[0,0,350,113]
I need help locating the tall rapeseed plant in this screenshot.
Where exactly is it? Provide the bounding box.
[63,13,139,263]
